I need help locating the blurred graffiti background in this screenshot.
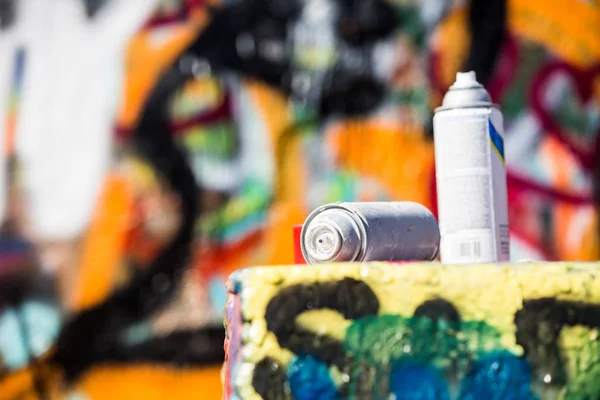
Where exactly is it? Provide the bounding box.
[0,0,598,398]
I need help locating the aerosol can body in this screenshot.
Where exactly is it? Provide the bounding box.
[300,201,440,264]
[433,71,509,264]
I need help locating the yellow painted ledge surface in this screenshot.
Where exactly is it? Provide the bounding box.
[232,262,600,324]
[227,262,600,399]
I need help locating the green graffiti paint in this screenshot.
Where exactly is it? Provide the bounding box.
[345,314,504,367]
[557,327,600,399]
[180,123,238,159]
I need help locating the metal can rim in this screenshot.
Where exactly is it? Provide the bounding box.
[434,102,500,112]
[300,202,368,264]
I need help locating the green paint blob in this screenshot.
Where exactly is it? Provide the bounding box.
[344,314,505,377]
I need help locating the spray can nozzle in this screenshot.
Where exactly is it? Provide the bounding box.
[456,71,476,84]
[451,71,482,89]
[437,70,492,109]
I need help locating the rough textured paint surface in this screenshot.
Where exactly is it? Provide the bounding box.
[287,355,338,400]
[457,352,535,400]
[223,262,600,399]
[389,360,450,400]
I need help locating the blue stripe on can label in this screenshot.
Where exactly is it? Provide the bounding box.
[488,120,505,163]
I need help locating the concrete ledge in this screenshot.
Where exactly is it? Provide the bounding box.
[223,262,600,399]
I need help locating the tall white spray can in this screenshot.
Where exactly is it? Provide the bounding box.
[433,71,510,263]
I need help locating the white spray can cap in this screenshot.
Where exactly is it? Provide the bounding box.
[438,70,493,110]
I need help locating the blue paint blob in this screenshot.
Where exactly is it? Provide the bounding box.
[458,352,537,400]
[389,359,450,400]
[287,355,338,400]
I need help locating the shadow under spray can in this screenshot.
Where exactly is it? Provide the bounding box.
[433,71,510,264]
[300,202,440,264]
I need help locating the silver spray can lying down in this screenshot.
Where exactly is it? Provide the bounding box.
[433,71,510,264]
[300,202,440,264]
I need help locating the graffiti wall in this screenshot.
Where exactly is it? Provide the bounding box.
[225,262,600,399]
[0,0,598,398]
